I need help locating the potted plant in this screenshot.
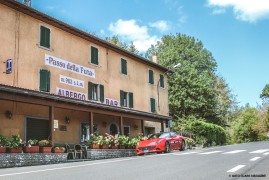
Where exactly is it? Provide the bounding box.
[24,139,39,153]
[96,135,108,149]
[38,140,52,153]
[7,135,23,153]
[88,134,99,149]
[118,135,129,149]
[52,146,65,153]
[0,135,9,153]
[105,133,119,149]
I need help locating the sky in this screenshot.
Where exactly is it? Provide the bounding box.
[26,0,269,107]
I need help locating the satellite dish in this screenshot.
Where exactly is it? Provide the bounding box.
[23,0,31,7]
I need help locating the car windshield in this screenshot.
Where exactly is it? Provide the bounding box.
[148,132,171,139]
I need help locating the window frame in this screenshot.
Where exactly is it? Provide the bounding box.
[90,46,99,65]
[121,58,128,75]
[88,82,104,102]
[39,25,51,50]
[159,74,165,88]
[150,97,156,113]
[39,69,50,92]
[148,69,154,85]
[120,90,134,108]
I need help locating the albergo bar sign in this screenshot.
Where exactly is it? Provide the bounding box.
[45,54,95,78]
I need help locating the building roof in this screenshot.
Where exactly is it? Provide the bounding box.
[0,0,168,72]
[0,84,170,121]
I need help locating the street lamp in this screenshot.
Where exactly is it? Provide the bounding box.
[157,63,181,111]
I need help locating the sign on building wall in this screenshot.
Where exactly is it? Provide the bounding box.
[105,98,120,107]
[56,87,87,100]
[45,54,95,78]
[59,75,84,88]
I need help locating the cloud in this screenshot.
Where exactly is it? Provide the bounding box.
[149,20,170,32]
[207,0,269,22]
[108,19,159,52]
[212,8,226,15]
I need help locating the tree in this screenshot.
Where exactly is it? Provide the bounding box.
[155,33,229,126]
[260,84,269,103]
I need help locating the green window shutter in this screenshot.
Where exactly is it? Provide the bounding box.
[121,59,127,75]
[160,74,164,88]
[40,26,50,49]
[150,98,156,113]
[129,92,133,108]
[100,84,104,102]
[149,70,154,84]
[120,90,124,106]
[40,69,50,92]
[88,82,93,100]
[91,46,99,65]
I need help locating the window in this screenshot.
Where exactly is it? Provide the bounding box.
[124,126,130,137]
[40,69,50,92]
[80,123,98,142]
[91,46,99,65]
[121,58,127,75]
[88,82,104,102]
[160,74,164,88]
[39,25,50,49]
[149,69,154,84]
[150,98,156,113]
[120,90,133,108]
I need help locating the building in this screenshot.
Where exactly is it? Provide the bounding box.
[0,0,170,145]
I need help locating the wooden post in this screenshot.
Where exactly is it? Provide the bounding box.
[161,121,164,133]
[141,120,144,135]
[120,116,124,135]
[49,106,55,146]
[89,112,93,134]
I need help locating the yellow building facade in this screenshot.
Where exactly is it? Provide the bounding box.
[0,0,170,145]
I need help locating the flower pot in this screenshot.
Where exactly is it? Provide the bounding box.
[52,149,65,153]
[119,145,125,149]
[39,147,52,153]
[0,147,7,153]
[110,145,118,149]
[101,145,109,149]
[8,147,23,153]
[90,144,100,149]
[24,146,39,153]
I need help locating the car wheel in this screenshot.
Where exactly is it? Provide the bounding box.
[180,140,185,151]
[165,142,170,153]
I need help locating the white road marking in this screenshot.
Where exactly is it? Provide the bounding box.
[172,152,198,155]
[249,149,269,154]
[227,165,246,173]
[249,157,261,161]
[199,151,222,155]
[263,152,269,155]
[223,150,246,154]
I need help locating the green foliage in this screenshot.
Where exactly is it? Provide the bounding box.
[260,84,269,103]
[231,106,268,143]
[38,140,51,147]
[27,139,38,146]
[154,33,234,127]
[118,135,130,146]
[186,120,227,146]
[8,135,23,149]
[0,135,9,147]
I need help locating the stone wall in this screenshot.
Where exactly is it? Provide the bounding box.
[0,153,68,168]
[87,149,137,160]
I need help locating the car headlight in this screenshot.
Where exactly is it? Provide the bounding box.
[156,139,163,144]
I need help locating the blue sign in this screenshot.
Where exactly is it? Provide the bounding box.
[6,59,12,74]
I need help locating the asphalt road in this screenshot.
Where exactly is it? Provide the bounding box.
[0,141,268,180]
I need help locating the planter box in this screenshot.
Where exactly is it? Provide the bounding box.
[0,147,7,153]
[119,145,125,149]
[90,144,100,149]
[39,147,52,153]
[52,149,65,153]
[8,147,23,153]
[101,145,109,149]
[24,146,39,153]
[110,145,118,149]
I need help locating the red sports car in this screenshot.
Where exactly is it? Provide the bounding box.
[136,132,185,155]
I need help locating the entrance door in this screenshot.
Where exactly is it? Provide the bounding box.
[26,117,49,141]
[109,123,118,135]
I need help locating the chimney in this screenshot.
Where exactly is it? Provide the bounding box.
[152,55,158,64]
